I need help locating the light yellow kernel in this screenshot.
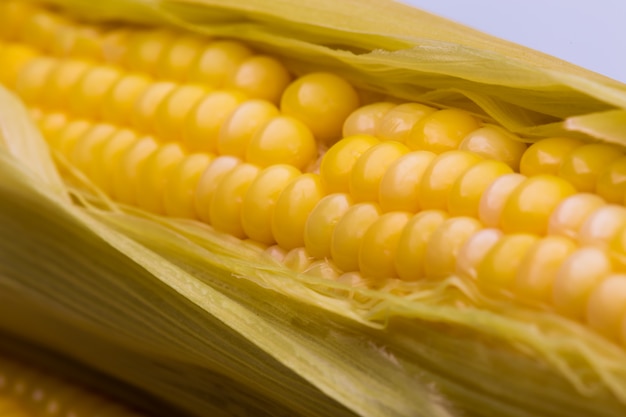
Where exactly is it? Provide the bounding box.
[448,160,513,218]
[350,141,410,202]
[305,193,353,259]
[552,247,613,319]
[40,59,90,109]
[155,84,210,142]
[477,234,539,291]
[379,151,436,212]
[14,56,56,105]
[272,174,324,250]
[91,129,137,195]
[519,137,583,176]
[135,143,186,214]
[304,260,341,281]
[547,193,606,239]
[586,275,626,339]
[419,150,482,210]
[265,245,287,263]
[596,156,626,204]
[514,235,577,303]
[456,228,502,280]
[359,211,412,279]
[342,102,395,137]
[125,30,177,75]
[424,217,483,278]
[0,43,38,88]
[241,164,301,244]
[281,72,360,144]
[189,40,252,87]
[558,143,624,192]
[50,120,91,160]
[377,103,435,143]
[164,153,214,219]
[210,163,261,237]
[187,90,247,154]
[101,28,131,65]
[407,108,481,152]
[458,125,527,171]
[283,247,312,273]
[246,116,317,170]
[69,65,123,119]
[578,205,626,248]
[101,74,152,125]
[394,210,449,281]
[194,156,242,223]
[131,81,177,133]
[331,203,382,272]
[227,55,291,103]
[157,35,206,81]
[37,112,68,144]
[212,99,279,156]
[112,136,159,205]
[500,175,576,235]
[21,9,68,52]
[70,123,117,177]
[320,134,380,194]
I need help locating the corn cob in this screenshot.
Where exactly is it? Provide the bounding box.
[2,0,626,416]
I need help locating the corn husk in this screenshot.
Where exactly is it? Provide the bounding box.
[1,0,626,416]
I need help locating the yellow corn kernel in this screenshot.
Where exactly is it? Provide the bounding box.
[194,156,242,223]
[135,143,186,214]
[164,153,214,219]
[49,119,91,160]
[70,123,117,177]
[101,28,132,65]
[519,137,583,176]
[91,128,138,195]
[131,81,177,133]
[112,136,159,204]
[0,1,37,40]
[395,210,449,281]
[227,55,291,103]
[586,275,626,340]
[155,84,210,142]
[500,175,576,235]
[185,90,247,154]
[124,30,177,75]
[36,112,69,143]
[304,193,353,259]
[210,100,279,155]
[40,59,91,109]
[350,141,410,202]
[342,102,396,137]
[419,150,482,210]
[547,193,606,239]
[477,233,540,290]
[242,164,302,244]
[281,72,360,144]
[458,125,527,171]
[189,40,252,86]
[448,160,513,217]
[552,247,613,319]
[209,163,260,237]
[596,156,626,204]
[359,211,412,279]
[101,73,153,126]
[377,103,435,143]
[272,173,324,250]
[20,8,68,52]
[407,108,481,152]
[424,216,483,278]
[578,205,626,248]
[157,34,206,81]
[331,202,382,272]
[379,151,436,212]
[514,235,577,303]
[456,228,502,280]
[69,65,123,119]
[246,116,317,170]
[283,247,313,273]
[14,56,56,105]
[320,134,380,194]
[0,43,38,88]
[60,26,105,61]
[558,143,624,192]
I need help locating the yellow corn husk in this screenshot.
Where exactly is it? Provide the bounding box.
[2,1,626,417]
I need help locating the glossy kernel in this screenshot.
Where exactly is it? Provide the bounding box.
[155,85,210,142]
[156,35,206,81]
[331,202,382,272]
[165,153,214,219]
[188,40,252,87]
[112,136,159,205]
[407,108,481,152]
[519,137,583,176]
[342,102,395,137]
[377,103,435,143]
[596,156,626,204]
[320,134,380,194]
[578,205,626,248]
[359,211,412,279]
[101,74,152,126]
[477,233,539,290]
[304,193,353,259]
[69,65,123,119]
[456,228,502,280]
[586,275,626,339]
[125,30,177,75]
[131,81,177,133]
[547,193,606,239]
[194,156,242,223]
[379,151,436,212]
[458,125,527,171]
[228,55,291,103]
[558,143,624,192]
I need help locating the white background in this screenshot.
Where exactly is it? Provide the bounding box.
[400,0,626,83]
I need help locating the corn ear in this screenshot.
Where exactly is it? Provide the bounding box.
[1,1,626,417]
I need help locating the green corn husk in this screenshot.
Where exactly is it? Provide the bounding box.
[1,0,626,416]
